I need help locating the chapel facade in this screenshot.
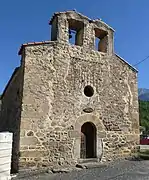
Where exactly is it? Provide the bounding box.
[0,10,140,172]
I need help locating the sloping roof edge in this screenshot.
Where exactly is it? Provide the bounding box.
[1,67,20,99]
[49,10,89,24]
[115,54,138,73]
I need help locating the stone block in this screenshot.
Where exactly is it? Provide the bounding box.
[20,150,49,158]
[20,137,40,146]
[68,130,80,138]
[21,120,31,129]
[20,130,25,137]
[26,131,34,136]
[98,131,106,138]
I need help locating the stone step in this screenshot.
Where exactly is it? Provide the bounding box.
[79,158,98,163]
[51,167,80,173]
[76,162,107,169]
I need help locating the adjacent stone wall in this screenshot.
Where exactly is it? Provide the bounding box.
[0,65,24,173]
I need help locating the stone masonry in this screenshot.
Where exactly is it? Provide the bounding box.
[0,10,140,172]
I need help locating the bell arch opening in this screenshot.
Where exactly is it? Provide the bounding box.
[80,122,97,159]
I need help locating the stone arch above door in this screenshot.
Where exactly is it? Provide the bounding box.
[75,114,105,133]
[73,114,104,162]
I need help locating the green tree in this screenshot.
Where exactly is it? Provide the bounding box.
[139,100,149,134]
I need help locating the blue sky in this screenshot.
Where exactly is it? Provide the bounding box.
[0,0,149,94]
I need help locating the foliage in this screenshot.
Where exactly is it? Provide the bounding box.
[137,150,149,160]
[139,100,149,134]
[138,88,149,101]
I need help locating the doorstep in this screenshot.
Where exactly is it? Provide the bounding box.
[77,158,107,169]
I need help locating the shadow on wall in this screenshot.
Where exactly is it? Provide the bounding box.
[0,66,24,173]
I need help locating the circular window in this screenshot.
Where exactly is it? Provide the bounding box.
[84,85,94,97]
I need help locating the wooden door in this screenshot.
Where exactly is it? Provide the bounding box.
[80,132,86,158]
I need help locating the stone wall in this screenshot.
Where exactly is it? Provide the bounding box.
[0,11,140,170]
[19,40,139,168]
[0,65,24,173]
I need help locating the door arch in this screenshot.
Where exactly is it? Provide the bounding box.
[80,122,97,158]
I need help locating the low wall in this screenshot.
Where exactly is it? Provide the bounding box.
[0,132,12,180]
[140,145,149,150]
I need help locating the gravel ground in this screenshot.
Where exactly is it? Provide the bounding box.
[12,160,149,180]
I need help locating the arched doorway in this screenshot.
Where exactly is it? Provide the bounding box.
[80,122,97,158]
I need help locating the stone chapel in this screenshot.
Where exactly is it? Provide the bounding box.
[0,10,140,172]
